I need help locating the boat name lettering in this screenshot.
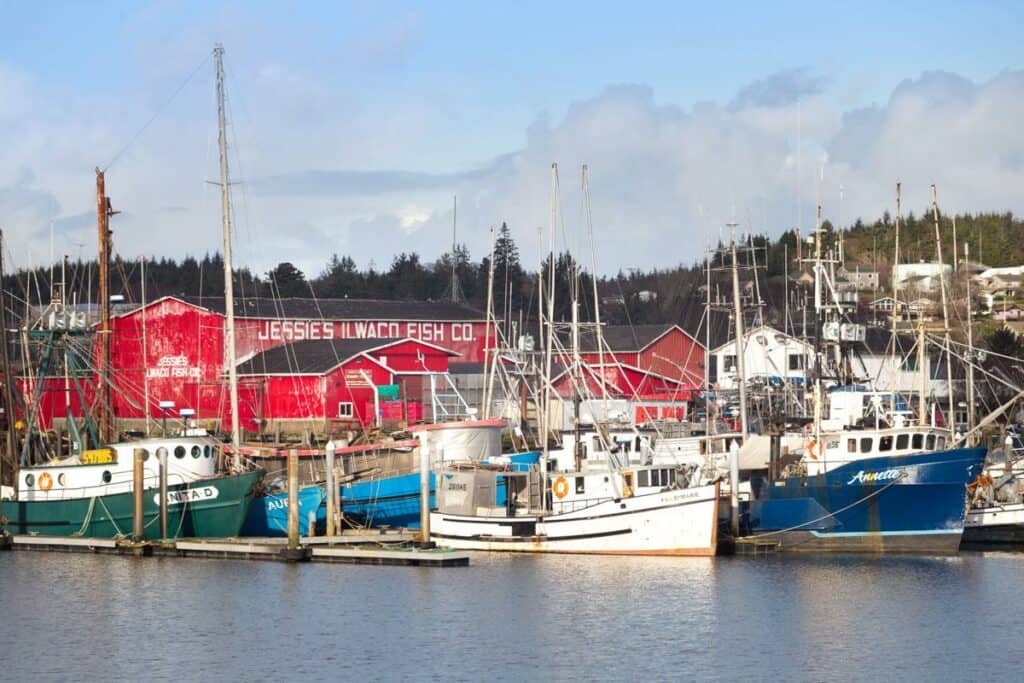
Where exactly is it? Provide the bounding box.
[153,486,219,506]
[446,483,468,491]
[846,468,904,485]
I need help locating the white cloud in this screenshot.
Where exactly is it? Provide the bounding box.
[2,63,1023,280]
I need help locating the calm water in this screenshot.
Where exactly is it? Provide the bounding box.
[1,549,1021,681]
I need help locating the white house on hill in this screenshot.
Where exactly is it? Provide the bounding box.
[712,325,813,390]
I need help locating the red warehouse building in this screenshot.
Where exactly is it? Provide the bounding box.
[93,295,490,429]
[557,324,705,388]
[234,337,458,432]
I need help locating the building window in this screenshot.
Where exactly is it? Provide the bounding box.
[901,355,918,372]
[338,402,354,418]
[724,355,737,372]
[788,354,805,371]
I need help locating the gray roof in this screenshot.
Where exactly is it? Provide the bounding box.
[557,324,681,353]
[236,338,399,375]
[125,296,486,321]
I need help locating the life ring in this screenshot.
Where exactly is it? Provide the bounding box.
[38,472,53,491]
[806,440,821,460]
[553,476,569,499]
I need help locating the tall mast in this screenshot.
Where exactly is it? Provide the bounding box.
[482,226,497,419]
[0,230,16,486]
[582,165,607,409]
[812,204,824,449]
[729,221,748,436]
[705,240,713,436]
[215,44,241,467]
[891,182,902,418]
[931,185,955,431]
[965,241,976,444]
[95,169,114,445]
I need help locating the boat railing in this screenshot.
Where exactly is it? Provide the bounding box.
[551,496,615,515]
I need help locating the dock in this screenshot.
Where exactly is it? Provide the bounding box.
[0,531,470,567]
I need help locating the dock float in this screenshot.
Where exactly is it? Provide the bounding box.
[2,533,469,567]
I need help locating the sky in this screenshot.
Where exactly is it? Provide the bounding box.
[1,1,1022,279]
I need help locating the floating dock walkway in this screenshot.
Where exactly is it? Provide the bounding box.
[0,530,470,567]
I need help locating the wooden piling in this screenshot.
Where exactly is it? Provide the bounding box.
[287,448,299,550]
[132,448,145,541]
[325,440,337,537]
[729,440,740,537]
[419,438,431,546]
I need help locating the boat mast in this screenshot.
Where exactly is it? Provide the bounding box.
[482,225,497,419]
[812,204,824,453]
[728,221,748,436]
[582,165,607,411]
[705,239,713,436]
[891,182,901,420]
[965,241,976,444]
[0,230,16,486]
[95,169,115,445]
[215,44,241,468]
[930,185,955,432]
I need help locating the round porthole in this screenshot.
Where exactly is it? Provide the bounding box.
[174,446,186,459]
[25,474,35,487]
[143,449,150,461]
[191,446,202,459]
[58,473,67,487]
[102,471,112,483]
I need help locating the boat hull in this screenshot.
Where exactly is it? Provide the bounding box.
[0,470,263,540]
[241,484,327,537]
[745,447,986,554]
[431,484,720,556]
[963,503,1024,545]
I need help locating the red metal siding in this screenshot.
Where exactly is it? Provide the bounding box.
[637,328,705,387]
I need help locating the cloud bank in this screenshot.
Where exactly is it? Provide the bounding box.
[2,61,1023,279]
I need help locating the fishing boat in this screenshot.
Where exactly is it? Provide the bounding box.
[1,436,262,538]
[431,463,719,555]
[963,436,1024,545]
[738,193,985,554]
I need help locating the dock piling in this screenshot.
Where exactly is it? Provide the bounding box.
[729,440,740,537]
[157,447,168,539]
[419,438,432,547]
[132,448,145,541]
[325,440,337,537]
[287,448,299,550]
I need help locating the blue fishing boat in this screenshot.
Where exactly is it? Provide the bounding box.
[342,451,539,529]
[745,435,986,553]
[241,483,326,536]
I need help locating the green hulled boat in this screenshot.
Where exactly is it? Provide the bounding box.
[1,436,263,540]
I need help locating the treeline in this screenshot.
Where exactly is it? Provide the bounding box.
[6,211,1024,332]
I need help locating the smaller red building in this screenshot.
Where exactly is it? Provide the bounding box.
[234,337,457,432]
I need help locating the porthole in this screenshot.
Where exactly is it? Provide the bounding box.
[174,446,186,459]
[58,473,67,487]
[102,471,112,483]
[25,474,35,487]
[191,446,202,459]
[143,449,151,461]
[204,446,212,458]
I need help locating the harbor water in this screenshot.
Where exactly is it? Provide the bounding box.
[1,550,1021,681]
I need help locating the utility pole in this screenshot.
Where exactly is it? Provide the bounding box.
[215,44,241,468]
[95,169,115,445]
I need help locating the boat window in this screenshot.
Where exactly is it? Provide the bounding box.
[191,446,202,459]
[926,434,936,450]
[575,477,585,494]
[912,434,924,449]
[638,470,649,487]
[204,446,212,458]
[879,436,893,452]
[102,471,112,483]
[937,436,946,450]
[143,449,150,461]
[896,434,909,450]
[174,446,186,459]
[25,474,34,487]
[591,436,602,454]
[635,436,641,452]
[860,437,873,453]
[57,473,66,487]
[847,439,857,453]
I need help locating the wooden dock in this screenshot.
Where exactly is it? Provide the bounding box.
[0,532,469,567]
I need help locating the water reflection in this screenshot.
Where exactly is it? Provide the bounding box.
[1,551,1021,681]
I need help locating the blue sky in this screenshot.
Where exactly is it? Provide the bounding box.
[1,1,1022,275]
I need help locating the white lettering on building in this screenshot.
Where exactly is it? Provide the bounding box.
[146,355,201,379]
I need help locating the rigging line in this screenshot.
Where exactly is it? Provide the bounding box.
[103,51,213,173]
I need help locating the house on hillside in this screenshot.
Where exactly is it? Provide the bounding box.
[894,262,952,293]
[711,325,813,391]
[853,327,949,400]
